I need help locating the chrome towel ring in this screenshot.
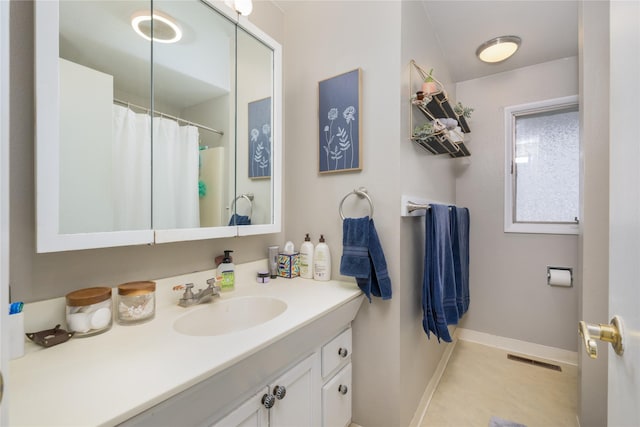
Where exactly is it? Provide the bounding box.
[230,193,254,219]
[339,187,374,220]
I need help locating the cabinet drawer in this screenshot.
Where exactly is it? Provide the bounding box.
[322,363,352,427]
[321,328,352,378]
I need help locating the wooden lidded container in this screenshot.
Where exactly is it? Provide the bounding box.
[65,287,113,337]
[117,281,156,325]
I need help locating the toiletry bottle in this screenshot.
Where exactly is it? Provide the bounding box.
[313,235,331,281]
[218,250,235,291]
[268,245,279,279]
[299,234,314,279]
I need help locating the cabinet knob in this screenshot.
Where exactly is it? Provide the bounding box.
[273,385,287,400]
[338,347,349,358]
[338,384,348,395]
[262,393,276,409]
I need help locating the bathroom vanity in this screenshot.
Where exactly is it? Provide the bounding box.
[9,261,363,426]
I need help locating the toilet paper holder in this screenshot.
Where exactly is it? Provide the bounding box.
[547,266,573,287]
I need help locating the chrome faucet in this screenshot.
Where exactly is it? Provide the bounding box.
[178,279,221,307]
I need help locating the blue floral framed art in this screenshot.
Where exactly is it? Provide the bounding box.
[318,68,362,173]
[248,97,272,179]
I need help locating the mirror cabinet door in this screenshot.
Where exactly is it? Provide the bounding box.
[235,22,282,236]
[36,0,155,252]
[152,0,238,243]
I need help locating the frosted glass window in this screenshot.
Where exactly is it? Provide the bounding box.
[514,106,579,223]
[504,95,580,235]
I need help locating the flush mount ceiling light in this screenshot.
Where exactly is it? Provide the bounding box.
[224,0,253,16]
[476,35,521,63]
[131,11,182,44]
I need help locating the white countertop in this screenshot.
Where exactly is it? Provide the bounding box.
[9,260,363,426]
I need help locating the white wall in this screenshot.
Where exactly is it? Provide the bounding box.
[455,58,579,351]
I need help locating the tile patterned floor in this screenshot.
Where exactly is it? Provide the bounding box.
[421,340,577,427]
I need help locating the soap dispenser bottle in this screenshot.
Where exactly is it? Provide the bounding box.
[299,233,314,279]
[313,235,331,281]
[218,250,235,291]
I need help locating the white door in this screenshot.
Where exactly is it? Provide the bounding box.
[607,1,639,424]
[0,0,10,423]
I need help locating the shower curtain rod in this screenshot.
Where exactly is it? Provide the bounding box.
[113,98,224,136]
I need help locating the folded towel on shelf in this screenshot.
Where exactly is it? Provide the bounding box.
[423,204,457,342]
[339,217,371,278]
[228,214,251,226]
[450,206,470,316]
[340,217,392,302]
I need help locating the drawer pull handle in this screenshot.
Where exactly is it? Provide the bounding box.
[262,393,276,409]
[338,384,348,395]
[273,385,287,400]
[338,347,349,358]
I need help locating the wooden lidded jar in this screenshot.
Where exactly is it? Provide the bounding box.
[65,287,113,337]
[117,281,156,325]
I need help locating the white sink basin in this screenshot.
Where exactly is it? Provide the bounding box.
[173,296,287,337]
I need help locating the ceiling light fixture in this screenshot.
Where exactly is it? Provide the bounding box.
[131,11,182,44]
[476,35,521,63]
[224,0,253,16]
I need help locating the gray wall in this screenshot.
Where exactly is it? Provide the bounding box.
[577,1,609,425]
[399,2,459,424]
[9,1,285,303]
[455,58,580,351]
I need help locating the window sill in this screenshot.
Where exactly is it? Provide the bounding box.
[504,222,579,235]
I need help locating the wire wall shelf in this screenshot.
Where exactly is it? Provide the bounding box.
[409,60,472,158]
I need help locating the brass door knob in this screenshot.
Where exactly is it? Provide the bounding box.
[579,315,624,359]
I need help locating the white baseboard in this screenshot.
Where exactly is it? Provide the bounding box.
[454,328,578,366]
[408,340,458,427]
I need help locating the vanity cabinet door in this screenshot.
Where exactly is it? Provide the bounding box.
[210,388,269,427]
[321,363,352,427]
[269,353,321,427]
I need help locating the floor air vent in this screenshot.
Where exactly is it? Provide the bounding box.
[507,354,562,372]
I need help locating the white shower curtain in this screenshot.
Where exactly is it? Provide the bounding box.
[152,117,200,229]
[112,105,151,231]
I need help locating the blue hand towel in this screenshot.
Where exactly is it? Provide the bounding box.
[450,206,470,316]
[357,219,392,301]
[341,217,392,302]
[422,204,456,342]
[228,214,251,226]
[340,217,371,278]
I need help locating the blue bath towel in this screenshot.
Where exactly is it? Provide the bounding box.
[450,206,470,315]
[339,217,371,278]
[423,204,456,342]
[340,217,392,302]
[228,214,251,226]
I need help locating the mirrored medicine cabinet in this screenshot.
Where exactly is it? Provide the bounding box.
[35,0,282,252]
